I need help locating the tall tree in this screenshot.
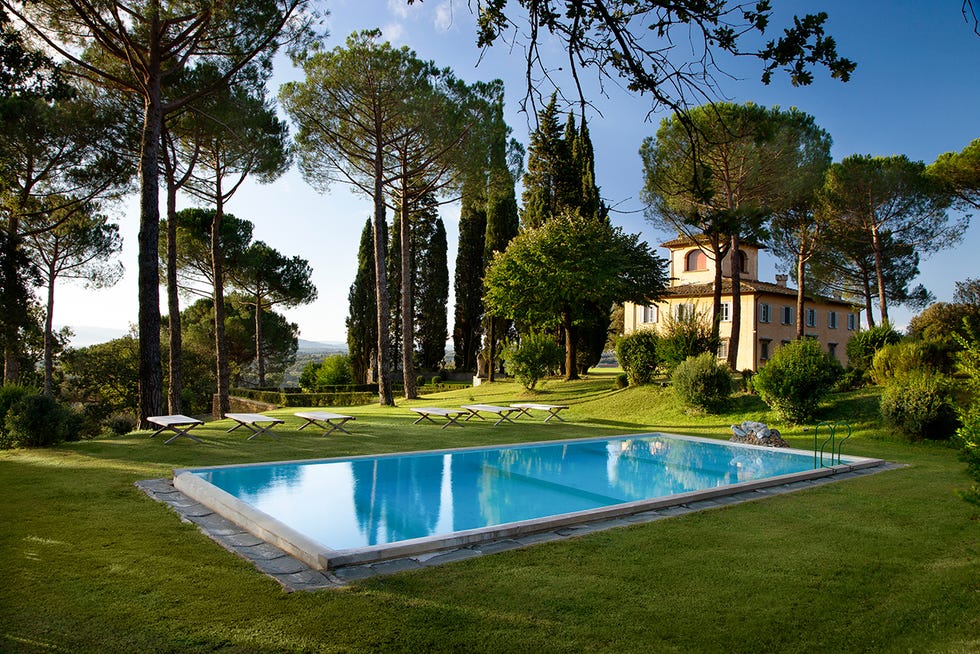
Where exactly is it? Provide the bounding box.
[22,199,123,395]
[819,154,964,326]
[484,210,668,380]
[180,83,290,415]
[347,219,379,385]
[414,205,449,371]
[641,103,830,368]
[228,242,316,388]
[282,31,452,405]
[520,95,567,229]
[0,84,130,380]
[928,137,980,211]
[0,231,41,381]
[452,181,488,372]
[4,0,316,426]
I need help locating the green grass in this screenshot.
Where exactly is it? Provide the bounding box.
[2,371,978,653]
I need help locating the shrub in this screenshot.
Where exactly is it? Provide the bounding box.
[835,366,869,392]
[431,375,442,385]
[300,355,354,391]
[501,333,563,390]
[613,373,628,389]
[753,339,843,424]
[4,394,74,448]
[740,369,755,393]
[870,340,942,385]
[879,372,959,441]
[416,375,426,387]
[105,412,137,436]
[0,384,36,441]
[846,324,901,370]
[671,353,733,413]
[658,311,718,371]
[615,330,659,385]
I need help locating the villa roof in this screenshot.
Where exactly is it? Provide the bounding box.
[665,279,856,308]
[660,234,766,250]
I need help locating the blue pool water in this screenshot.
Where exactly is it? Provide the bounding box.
[189,435,825,551]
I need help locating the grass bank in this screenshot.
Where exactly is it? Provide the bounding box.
[1,371,978,653]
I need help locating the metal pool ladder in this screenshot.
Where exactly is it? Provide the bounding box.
[813,421,851,468]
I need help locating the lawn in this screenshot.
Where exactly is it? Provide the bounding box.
[1,371,978,653]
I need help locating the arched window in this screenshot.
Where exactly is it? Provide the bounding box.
[685,249,707,271]
[737,249,748,273]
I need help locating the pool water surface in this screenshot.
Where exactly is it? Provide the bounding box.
[174,433,882,569]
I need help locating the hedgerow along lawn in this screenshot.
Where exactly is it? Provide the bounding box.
[1,371,978,653]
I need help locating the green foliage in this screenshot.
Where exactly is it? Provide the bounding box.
[501,333,563,390]
[671,353,733,413]
[4,394,75,448]
[615,330,660,385]
[657,311,719,372]
[415,208,450,370]
[105,412,137,436]
[879,372,959,441]
[452,184,488,372]
[0,383,36,448]
[230,387,378,408]
[952,327,980,504]
[870,340,946,385]
[613,373,628,389]
[347,219,379,384]
[845,324,901,370]
[300,355,354,392]
[59,336,139,419]
[753,338,843,423]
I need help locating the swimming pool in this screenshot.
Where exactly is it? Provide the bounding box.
[174,433,882,570]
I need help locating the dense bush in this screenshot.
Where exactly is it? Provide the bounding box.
[501,333,563,390]
[753,339,843,424]
[613,373,628,389]
[671,353,733,413]
[615,330,659,385]
[870,340,944,385]
[879,372,959,440]
[105,412,137,436]
[299,354,353,391]
[835,366,869,392]
[0,385,38,448]
[658,311,718,371]
[4,394,77,448]
[846,324,901,370]
[953,328,980,505]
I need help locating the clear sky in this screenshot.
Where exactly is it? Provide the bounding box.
[55,0,980,346]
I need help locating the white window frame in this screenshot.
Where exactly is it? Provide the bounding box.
[642,305,659,324]
[719,302,731,322]
[674,303,695,320]
[759,303,771,324]
[717,339,729,359]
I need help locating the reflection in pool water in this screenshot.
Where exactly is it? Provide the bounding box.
[192,435,818,550]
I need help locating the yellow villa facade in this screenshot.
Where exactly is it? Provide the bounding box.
[623,237,861,371]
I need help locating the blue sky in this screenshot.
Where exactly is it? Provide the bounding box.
[57,0,980,345]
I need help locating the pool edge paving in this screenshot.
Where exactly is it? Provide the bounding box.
[136,461,903,592]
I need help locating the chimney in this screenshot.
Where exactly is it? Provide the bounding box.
[775,274,788,287]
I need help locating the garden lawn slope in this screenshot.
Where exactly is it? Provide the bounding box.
[1,372,978,653]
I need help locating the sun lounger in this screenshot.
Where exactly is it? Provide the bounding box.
[410,407,467,429]
[224,413,285,440]
[294,411,355,436]
[148,414,204,444]
[460,404,520,426]
[509,403,570,423]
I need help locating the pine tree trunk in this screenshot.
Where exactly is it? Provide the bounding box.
[372,140,394,406]
[727,234,741,370]
[43,265,56,396]
[796,253,806,340]
[255,295,265,387]
[564,311,580,381]
[165,162,182,414]
[212,171,230,417]
[400,187,417,400]
[136,56,164,428]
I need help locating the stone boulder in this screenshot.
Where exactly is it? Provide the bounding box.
[730,420,789,448]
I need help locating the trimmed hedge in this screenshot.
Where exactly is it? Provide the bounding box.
[230,382,471,408]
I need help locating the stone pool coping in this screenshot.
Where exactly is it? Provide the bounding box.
[137,437,898,591]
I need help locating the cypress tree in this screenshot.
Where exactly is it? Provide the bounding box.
[346,219,378,384]
[416,215,449,370]
[452,179,487,371]
[520,94,563,228]
[387,212,402,373]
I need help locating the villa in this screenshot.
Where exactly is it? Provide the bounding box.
[623,236,861,370]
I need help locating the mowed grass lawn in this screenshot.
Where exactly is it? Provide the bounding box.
[1,371,978,653]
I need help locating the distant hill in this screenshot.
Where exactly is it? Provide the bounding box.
[297,338,347,353]
[63,325,129,347]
